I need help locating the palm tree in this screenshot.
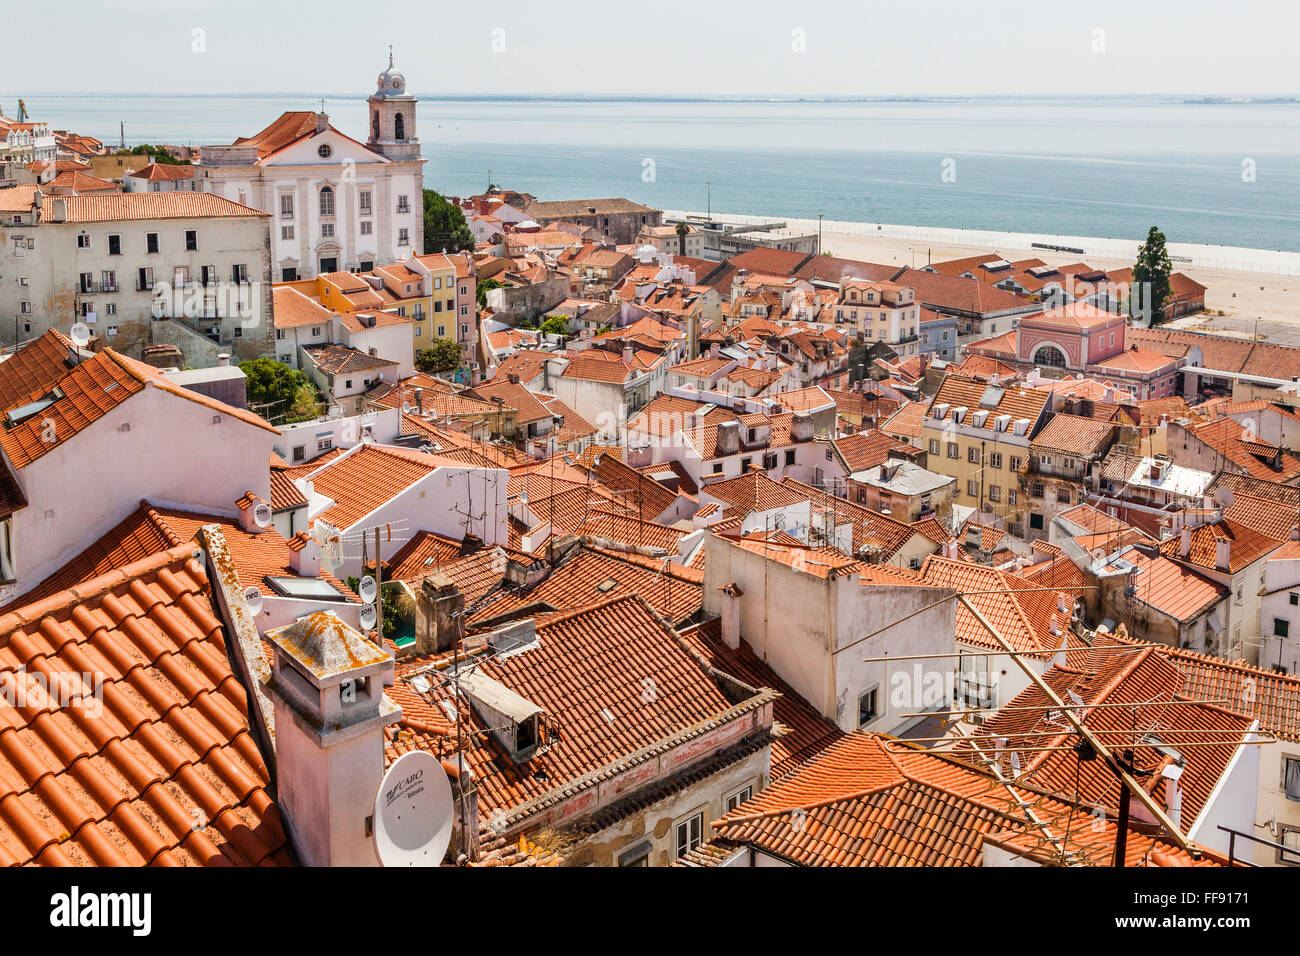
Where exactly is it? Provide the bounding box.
[675,221,689,256]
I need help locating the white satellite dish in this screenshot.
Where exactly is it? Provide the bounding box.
[357,575,378,604]
[1067,690,1085,709]
[69,322,91,348]
[243,586,263,615]
[253,501,272,528]
[373,749,454,866]
[359,603,378,632]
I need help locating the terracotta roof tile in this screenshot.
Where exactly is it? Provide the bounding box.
[0,543,287,866]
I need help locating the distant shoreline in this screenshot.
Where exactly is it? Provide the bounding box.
[668,211,1300,277]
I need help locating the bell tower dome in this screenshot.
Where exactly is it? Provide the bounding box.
[367,46,420,161]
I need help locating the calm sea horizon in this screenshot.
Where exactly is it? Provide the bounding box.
[5,92,1298,252]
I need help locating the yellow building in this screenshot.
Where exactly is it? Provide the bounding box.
[920,375,1050,534]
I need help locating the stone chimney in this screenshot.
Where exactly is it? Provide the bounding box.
[316,111,329,134]
[415,575,464,656]
[217,352,231,367]
[1214,536,1231,571]
[288,531,321,577]
[1179,527,1192,559]
[263,610,400,866]
[710,342,720,359]
[622,346,633,364]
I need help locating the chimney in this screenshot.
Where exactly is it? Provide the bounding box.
[719,583,744,649]
[710,342,720,359]
[288,531,321,576]
[1179,527,1191,558]
[52,198,68,222]
[415,575,464,656]
[791,412,815,443]
[1214,536,1231,571]
[414,386,424,415]
[217,352,230,367]
[622,346,633,364]
[263,611,398,867]
[718,420,742,455]
[236,491,270,534]
[316,111,329,134]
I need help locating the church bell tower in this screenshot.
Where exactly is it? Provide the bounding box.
[367,47,420,161]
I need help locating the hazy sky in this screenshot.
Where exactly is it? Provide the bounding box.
[8,0,1298,98]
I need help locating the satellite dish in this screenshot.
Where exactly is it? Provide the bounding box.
[373,750,454,866]
[69,322,90,348]
[253,502,272,528]
[358,603,378,632]
[358,575,378,604]
[243,586,263,615]
[1067,690,1085,708]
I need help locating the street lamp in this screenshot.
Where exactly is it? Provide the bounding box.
[706,181,712,219]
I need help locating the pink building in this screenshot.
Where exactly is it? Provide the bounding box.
[967,304,1183,400]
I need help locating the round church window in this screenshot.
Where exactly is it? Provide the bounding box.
[318,144,333,159]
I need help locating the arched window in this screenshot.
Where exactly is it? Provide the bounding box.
[372,110,380,140]
[394,113,405,141]
[1033,345,1067,368]
[320,186,334,217]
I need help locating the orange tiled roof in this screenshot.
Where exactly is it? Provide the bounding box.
[1159,516,1284,573]
[881,400,927,440]
[0,346,276,469]
[1118,546,1228,622]
[387,594,771,823]
[0,543,289,866]
[1029,413,1115,457]
[305,444,479,529]
[711,732,1222,867]
[973,634,1255,831]
[471,546,702,627]
[40,192,265,223]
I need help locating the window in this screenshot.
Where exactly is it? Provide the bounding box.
[724,787,753,814]
[1031,482,1045,499]
[344,379,353,390]
[280,194,294,219]
[107,234,121,255]
[858,687,878,726]
[616,841,651,867]
[146,232,159,254]
[360,221,372,235]
[1290,593,1298,606]
[19,301,31,314]
[77,233,91,249]
[105,303,116,316]
[1033,345,1067,368]
[282,225,295,240]
[232,263,248,284]
[317,143,332,159]
[989,452,1002,469]
[397,195,410,214]
[1282,826,1300,866]
[1285,757,1300,803]
[1030,512,1044,531]
[322,223,335,238]
[398,228,410,246]
[276,329,286,340]
[929,439,940,455]
[947,443,959,459]
[989,485,1001,502]
[712,462,723,474]
[317,438,333,452]
[785,449,795,466]
[309,326,321,336]
[185,230,198,251]
[1008,489,1017,506]
[967,480,979,496]
[292,445,306,463]
[968,447,980,464]
[1010,456,1023,471]
[1275,619,1291,639]
[79,272,94,293]
[359,191,372,215]
[281,267,298,282]
[319,186,335,217]
[675,813,704,859]
[1039,454,1052,467]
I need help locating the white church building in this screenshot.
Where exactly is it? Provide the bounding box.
[196,53,425,281]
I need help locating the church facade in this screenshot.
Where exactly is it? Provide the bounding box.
[196,54,425,281]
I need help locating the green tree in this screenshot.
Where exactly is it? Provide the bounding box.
[346,578,413,642]
[416,338,461,372]
[422,189,475,253]
[127,144,187,165]
[540,315,567,337]
[1131,226,1173,326]
[476,277,503,308]
[240,358,317,423]
[675,221,689,256]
